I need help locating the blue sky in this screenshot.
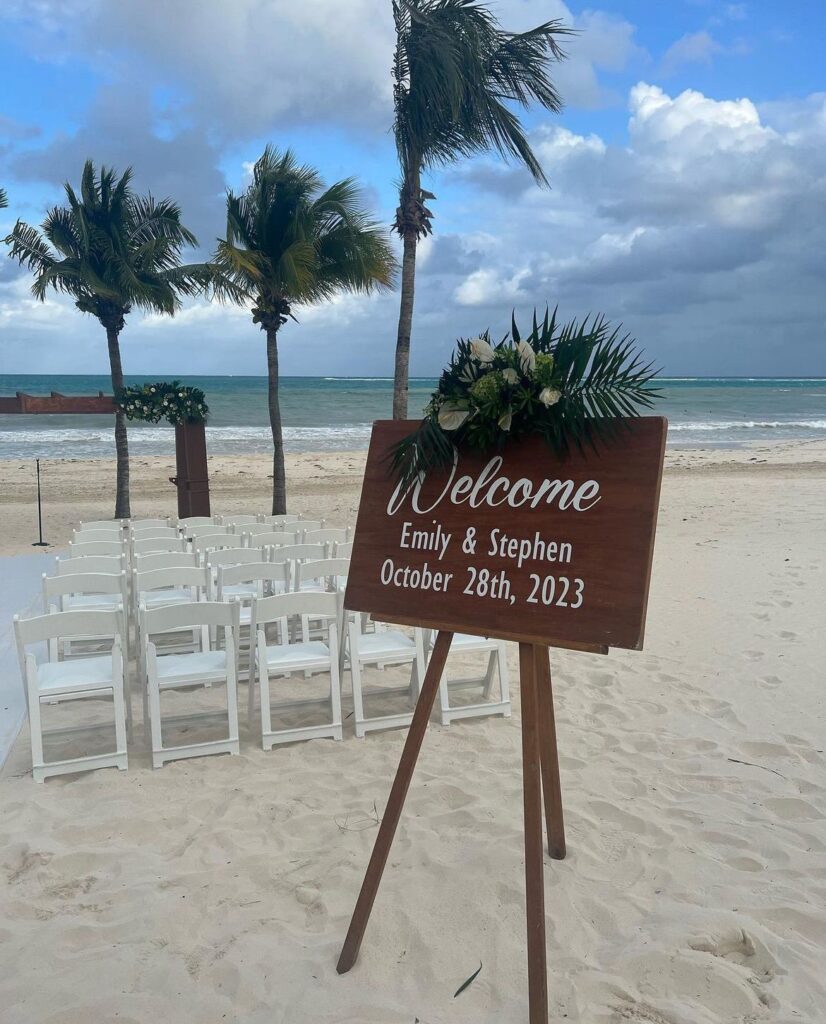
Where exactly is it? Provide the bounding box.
[1,0,824,377]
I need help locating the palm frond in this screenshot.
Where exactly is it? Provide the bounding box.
[0,188,7,210]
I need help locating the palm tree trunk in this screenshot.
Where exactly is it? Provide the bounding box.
[266,326,287,515]
[392,228,417,420]
[105,325,130,520]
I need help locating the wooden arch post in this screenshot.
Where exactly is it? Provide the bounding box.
[0,391,211,518]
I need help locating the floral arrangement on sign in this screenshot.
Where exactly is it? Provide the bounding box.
[115,381,209,425]
[391,307,660,487]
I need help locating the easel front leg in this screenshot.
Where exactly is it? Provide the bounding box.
[534,645,566,860]
[519,643,549,1024]
[336,630,454,974]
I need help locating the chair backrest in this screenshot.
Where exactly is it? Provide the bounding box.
[132,535,188,556]
[77,519,123,534]
[133,565,210,597]
[72,528,122,545]
[15,610,124,668]
[141,599,240,637]
[191,534,245,555]
[43,571,127,611]
[56,554,125,575]
[185,522,230,538]
[128,526,179,541]
[177,516,218,530]
[259,514,300,526]
[133,550,199,573]
[251,591,339,646]
[206,547,272,571]
[217,561,290,601]
[296,519,323,534]
[334,540,353,558]
[296,558,349,592]
[239,522,281,538]
[303,527,349,545]
[69,540,124,558]
[275,543,328,562]
[242,530,297,547]
[220,514,259,528]
[130,517,174,533]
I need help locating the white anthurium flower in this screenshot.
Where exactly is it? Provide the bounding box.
[498,408,513,432]
[539,387,562,407]
[438,400,470,431]
[502,368,518,385]
[516,340,536,375]
[469,337,496,363]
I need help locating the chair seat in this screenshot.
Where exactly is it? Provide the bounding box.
[451,632,499,651]
[38,656,114,695]
[357,630,416,660]
[141,588,197,608]
[155,650,228,684]
[63,593,122,611]
[263,641,331,672]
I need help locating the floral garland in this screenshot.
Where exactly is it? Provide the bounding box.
[390,307,659,487]
[115,381,209,425]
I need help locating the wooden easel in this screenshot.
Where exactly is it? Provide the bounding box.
[336,630,569,1023]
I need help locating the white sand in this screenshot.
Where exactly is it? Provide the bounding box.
[1,442,824,1023]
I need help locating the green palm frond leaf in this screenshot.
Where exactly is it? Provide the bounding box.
[211,145,397,326]
[390,306,661,488]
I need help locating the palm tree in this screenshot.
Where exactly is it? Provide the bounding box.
[213,147,397,514]
[4,161,217,519]
[391,0,571,418]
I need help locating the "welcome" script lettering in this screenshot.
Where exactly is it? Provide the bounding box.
[387,453,602,516]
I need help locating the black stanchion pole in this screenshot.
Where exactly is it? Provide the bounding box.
[33,458,49,547]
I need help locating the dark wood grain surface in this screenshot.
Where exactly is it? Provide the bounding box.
[344,417,666,650]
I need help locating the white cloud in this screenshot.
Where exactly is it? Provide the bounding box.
[455,267,530,306]
[659,31,722,77]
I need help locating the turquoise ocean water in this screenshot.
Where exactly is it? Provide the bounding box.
[0,374,824,459]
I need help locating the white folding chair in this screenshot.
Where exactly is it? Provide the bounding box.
[127,526,179,542]
[346,618,426,738]
[133,565,211,682]
[69,539,124,559]
[133,550,199,574]
[303,527,350,546]
[258,514,301,527]
[76,519,123,534]
[295,557,349,594]
[191,534,245,558]
[275,544,328,589]
[132,535,188,557]
[241,529,297,548]
[56,554,125,576]
[220,514,260,529]
[14,609,128,782]
[296,519,324,535]
[184,523,231,539]
[425,630,511,726]
[334,540,353,558]
[130,517,175,534]
[71,528,123,545]
[250,592,342,749]
[42,570,128,637]
[216,560,291,679]
[141,601,241,768]
[177,516,219,533]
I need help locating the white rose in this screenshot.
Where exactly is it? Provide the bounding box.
[438,400,470,431]
[539,387,561,407]
[516,340,536,374]
[469,337,496,364]
[502,368,518,385]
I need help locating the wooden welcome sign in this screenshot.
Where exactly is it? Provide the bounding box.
[337,416,667,1023]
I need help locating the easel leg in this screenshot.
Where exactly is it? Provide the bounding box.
[336,630,454,974]
[534,646,567,860]
[519,643,549,1024]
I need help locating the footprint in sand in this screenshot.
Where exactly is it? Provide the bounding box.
[764,796,822,822]
[689,927,779,982]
